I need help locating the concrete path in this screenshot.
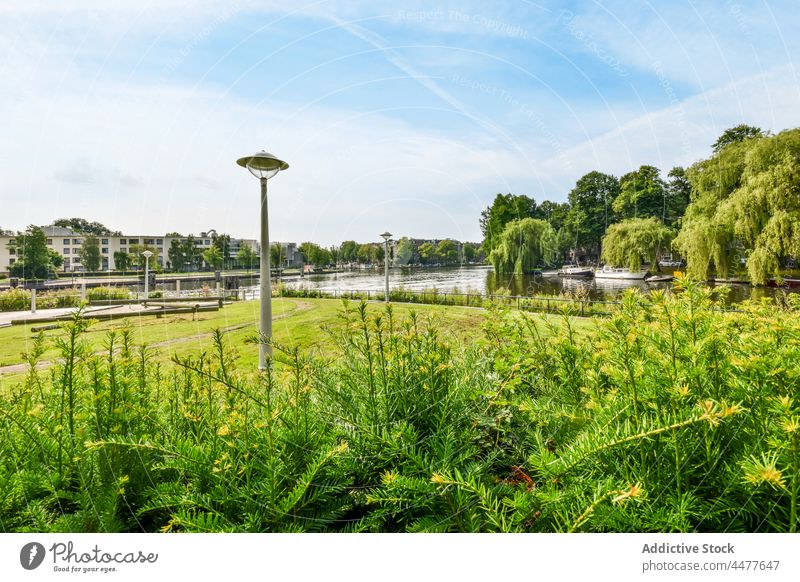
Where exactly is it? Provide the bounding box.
[0,302,219,326]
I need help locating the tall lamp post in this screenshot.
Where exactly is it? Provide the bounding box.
[380,232,392,302]
[237,150,289,370]
[142,250,153,303]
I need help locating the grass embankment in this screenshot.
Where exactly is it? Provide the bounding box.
[0,298,516,386]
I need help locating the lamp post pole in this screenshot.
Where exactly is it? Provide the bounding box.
[259,176,272,365]
[237,150,289,371]
[380,232,392,302]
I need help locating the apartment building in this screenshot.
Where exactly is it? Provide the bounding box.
[0,225,258,273]
[274,242,304,268]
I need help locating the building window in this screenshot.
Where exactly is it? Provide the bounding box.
[101,238,108,244]
[63,248,69,254]
[120,239,127,244]
[145,238,154,245]
[157,239,163,245]
[73,239,81,245]
[9,248,14,255]
[9,258,15,265]
[128,238,139,244]
[63,258,70,265]
[63,239,70,245]
[102,248,108,254]
[120,248,127,253]
[204,240,211,245]
[46,238,52,245]
[73,258,81,263]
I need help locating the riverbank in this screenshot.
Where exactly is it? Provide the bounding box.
[0,297,506,386]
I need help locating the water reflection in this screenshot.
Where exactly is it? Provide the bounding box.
[271,265,787,303]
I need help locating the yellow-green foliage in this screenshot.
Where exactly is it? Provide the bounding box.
[1,286,798,532]
[601,217,673,271]
[489,218,558,273]
[675,129,800,283]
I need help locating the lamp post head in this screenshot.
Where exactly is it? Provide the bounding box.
[237,150,289,180]
[380,232,392,242]
[142,250,153,259]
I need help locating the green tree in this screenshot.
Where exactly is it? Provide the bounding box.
[601,217,673,271]
[712,124,765,153]
[181,237,202,271]
[48,249,64,271]
[356,244,373,264]
[168,240,184,272]
[534,200,570,231]
[202,246,223,271]
[394,237,414,266]
[237,245,258,272]
[7,226,58,279]
[437,240,459,265]
[567,171,620,251]
[129,244,161,271]
[114,250,131,272]
[78,234,101,272]
[299,242,330,268]
[480,194,537,254]
[488,218,558,273]
[211,233,232,269]
[417,242,440,265]
[676,128,800,284]
[53,218,120,235]
[462,242,481,263]
[340,240,358,263]
[613,165,667,221]
[270,243,285,268]
[664,166,692,225]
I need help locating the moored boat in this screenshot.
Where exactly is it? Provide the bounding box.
[645,274,674,283]
[658,258,685,268]
[595,266,647,280]
[558,264,594,278]
[767,277,800,289]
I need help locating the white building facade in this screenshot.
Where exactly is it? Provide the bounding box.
[0,225,258,273]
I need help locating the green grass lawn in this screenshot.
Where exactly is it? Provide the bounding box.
[0,297,595,390]
[0,298,490,385]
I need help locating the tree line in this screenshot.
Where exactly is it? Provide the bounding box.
[483,124,799,282]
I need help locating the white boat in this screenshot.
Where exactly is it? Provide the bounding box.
[658,259,684,268]
[558,264,594,277]
[595,266,648,280]
[645,274,674,283]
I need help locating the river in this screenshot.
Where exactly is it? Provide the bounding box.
[265,265,790,304]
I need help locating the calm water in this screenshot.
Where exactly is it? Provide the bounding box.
[270,265,787,303]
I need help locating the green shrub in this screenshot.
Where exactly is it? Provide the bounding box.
[0,282,798,532]
[0,288,81,311]
[87,286,130,301]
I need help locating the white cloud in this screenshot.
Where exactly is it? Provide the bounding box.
[1,2,798,245]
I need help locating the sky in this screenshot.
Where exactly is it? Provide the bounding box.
[1,0,798,245]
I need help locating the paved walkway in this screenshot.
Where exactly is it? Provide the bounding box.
[0,302,218,326]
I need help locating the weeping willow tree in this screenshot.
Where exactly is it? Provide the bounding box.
[675,128,800,284]
[600,217,673,271]
[489,218,558,273]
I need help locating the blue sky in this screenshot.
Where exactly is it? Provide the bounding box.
[1,1,798,244]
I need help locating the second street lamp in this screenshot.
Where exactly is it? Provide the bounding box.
[380,232,392,302]
[236,150,289,370]
[142,250,153,303]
